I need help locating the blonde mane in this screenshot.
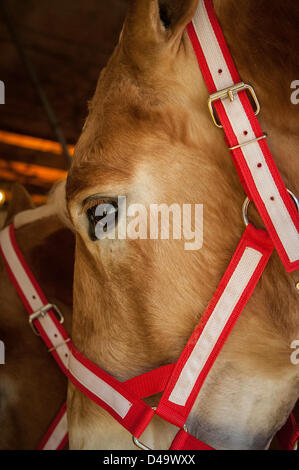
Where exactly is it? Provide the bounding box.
[14,180,74,231]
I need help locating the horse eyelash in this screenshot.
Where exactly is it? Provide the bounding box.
[81,198,112,215]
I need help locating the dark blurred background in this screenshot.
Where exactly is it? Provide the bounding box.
[0,0,127,212]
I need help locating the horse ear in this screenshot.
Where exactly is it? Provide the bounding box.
[4,183,35,226]
[123,0,167,61]
[162,0,198,42]
[122,1,198,62]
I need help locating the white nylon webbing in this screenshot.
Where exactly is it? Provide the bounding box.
[169,247,262,406]
[192,1,233,90]
[0,226,42,311]
[0,226,70,369]
[0,225,133,421]
[192,0,299,264]
[68,353,132,419]
[42,412,68,450]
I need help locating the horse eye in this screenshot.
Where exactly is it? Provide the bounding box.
[85,200,118,241]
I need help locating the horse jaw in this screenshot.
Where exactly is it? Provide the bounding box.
[187,359,299,450]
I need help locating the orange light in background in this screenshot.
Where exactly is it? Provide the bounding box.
[0,159,67,184]
[0,130,72,206]
[30,194,48,205]
[0,189,47,206]
[0,190,6,206]
[0,130,74,155]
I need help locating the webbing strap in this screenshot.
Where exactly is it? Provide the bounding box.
[156,225,273,431]
[169,430,214,450]
[0,224,71,374]
[68,346,154,438]
[187,0,299,273]
[38,403,68,451]
[277,414,299,451]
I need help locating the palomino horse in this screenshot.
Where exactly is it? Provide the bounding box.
[0,183,74,449]
[66,0,299,449]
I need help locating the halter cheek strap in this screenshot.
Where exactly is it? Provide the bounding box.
[37,403,68,451]
[0,224,70,450]
[156,225,273,430]
[188,0,299,273]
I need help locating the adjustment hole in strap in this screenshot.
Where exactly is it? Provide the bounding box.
[243,189,299,227]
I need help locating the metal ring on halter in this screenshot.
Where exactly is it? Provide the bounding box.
[132,407,188,450]
[242,189,299,227]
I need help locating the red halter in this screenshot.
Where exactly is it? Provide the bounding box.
[0,0,298,451]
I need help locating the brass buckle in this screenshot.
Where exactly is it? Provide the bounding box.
[293,440,298,451]
[208,82,260,128]
[132,408,188,450]
[29,303,64,336]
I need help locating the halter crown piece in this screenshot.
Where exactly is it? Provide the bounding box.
[0,0,298,451]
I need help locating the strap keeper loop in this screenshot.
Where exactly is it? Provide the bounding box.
[48,338,71,353]
[229,134,267,151]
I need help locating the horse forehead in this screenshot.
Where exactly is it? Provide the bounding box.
[72,101,156,167]
[67,117,165,201]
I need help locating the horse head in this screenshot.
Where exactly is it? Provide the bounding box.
[66,0,299,449]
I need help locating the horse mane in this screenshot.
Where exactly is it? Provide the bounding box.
[14,180,74,231]
[47,180,74,231]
